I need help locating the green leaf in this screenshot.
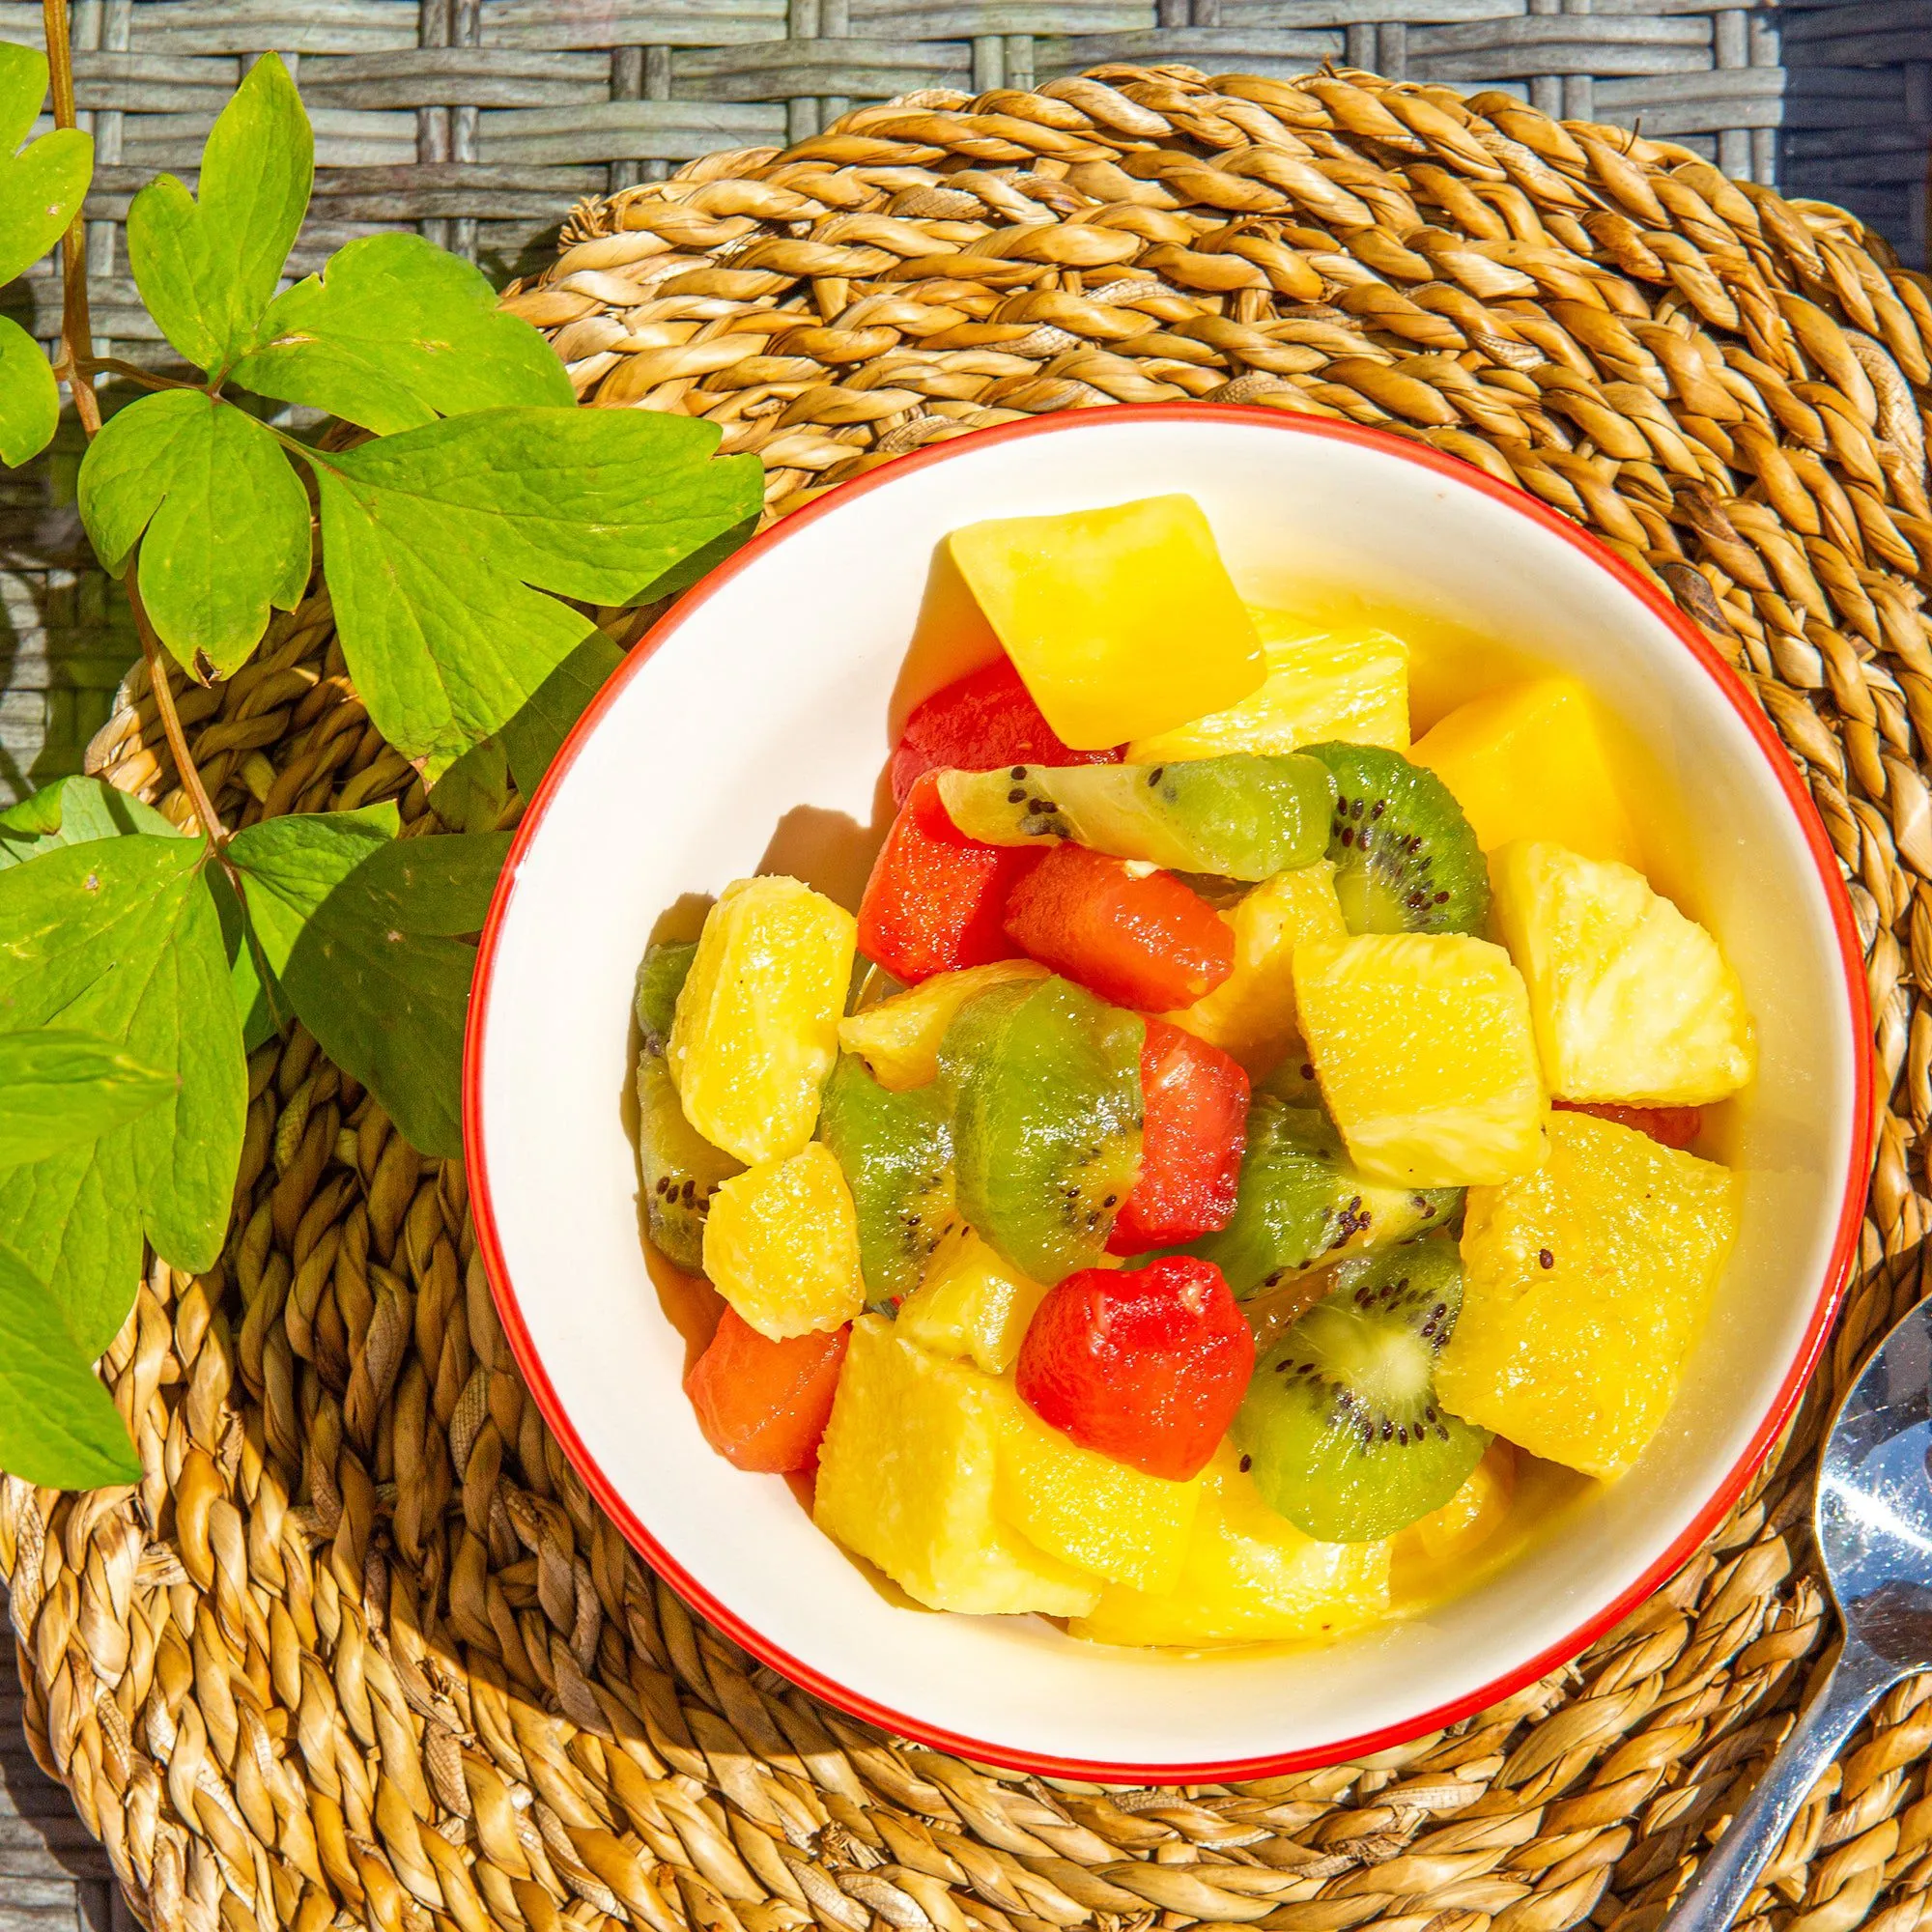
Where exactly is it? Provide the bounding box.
[233,232,574,434]
[0,1243,141,1488]
[0,777,269,1090]
[0,834,245,1350]
[0,43,92,288]
[636,510,759,607]
[77,389,311,675]
[499,632,623,794]
[229,809,508,1157]
[0,775,181,873]
[303,407,761,768]
[125,52,311,375]
[0,314,57,468]
[0,1028,172,1165]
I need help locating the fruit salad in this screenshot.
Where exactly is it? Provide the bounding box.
[634,494,1753,1648]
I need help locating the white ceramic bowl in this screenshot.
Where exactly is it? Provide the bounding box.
[466,406,1871,1779]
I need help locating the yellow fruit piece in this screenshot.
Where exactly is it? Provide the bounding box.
[992,1392,1204,1593]
[670,875,857,1163]
[815,1317,1101,1615]
[948,496,1264,749]
[896,1226,1050,1375]
[838,960,1047,1091]
[1068,1445,1389,1646]
[1163,862,1349,1075]
[1410,680,1640,867]
[1401,1439,1516,1566]
[1436,1113,1740,1479]
[1492,841,1754,1106]
[702,1143,867,1341]
[1293,933,1546,1187]
[1127,613,1408,762]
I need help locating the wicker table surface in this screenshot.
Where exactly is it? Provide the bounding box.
[9,56,1932,1932]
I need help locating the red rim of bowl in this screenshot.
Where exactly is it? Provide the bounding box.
[463,402,1874,1782]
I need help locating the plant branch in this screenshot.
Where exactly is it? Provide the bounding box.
[77,356,201,394]
[41,0,99,438]
[125,566,227,846]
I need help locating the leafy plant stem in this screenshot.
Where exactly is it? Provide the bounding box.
[40,0,98,436]
[76,355,200,394]
[125,564,228,844]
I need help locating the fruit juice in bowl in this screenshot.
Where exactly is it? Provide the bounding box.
[468,407,1868,1776]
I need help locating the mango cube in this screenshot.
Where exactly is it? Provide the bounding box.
[1068,1445,1389,1647]
[1436,1113,1740,1478]
[1127,614,1409,763]
[1162,861,1350,1076]
[838,960,1047,1092]
[702,1143,867,1340]
[1410,679,1640,867]
[896,1226,1050,1376]
[669,874,856,1163]
[1293,933,1546,1186]
[814,1318,1101,1615]
[1492,841,1754,1106]
[948,496,1264,749]
[992,1392,1204,1593]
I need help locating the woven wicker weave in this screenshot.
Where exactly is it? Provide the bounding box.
[9,61,1932,1932]
[0,0,1793,810]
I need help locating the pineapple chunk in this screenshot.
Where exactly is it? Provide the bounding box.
[1492,841,1754,1106]
[992,1392,1204,1593]
[1400,1440,1516,1566]
[1127,614,1408,762]
[1293,933,1546,1187]
[1068,1445,1389,1646]
[838,960,1047,1091]
[815,1317,1101,1615]
[949,496,1264,749]
[1162,861,1350,1076]
[896,1226,1050,1375]
[670,875,856,1163]
[1410,680,1639,867]
[1436,1112,1739,1478]
[702,1143,867,1340]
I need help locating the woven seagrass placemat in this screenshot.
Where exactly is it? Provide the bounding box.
[10,60,1932,1932]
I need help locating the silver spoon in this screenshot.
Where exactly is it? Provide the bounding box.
[1664,1296,1932,1932]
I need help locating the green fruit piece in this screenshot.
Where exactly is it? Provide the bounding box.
[1234,1238,1490,1541]
[940,976,1144,1283]
[635,940,697,1054]
[1194,1097,1460,1295]
[1300,742,1489,935]
[637,1051,742,1271]
[938,753,1335,882]
[818,1053,956,1307]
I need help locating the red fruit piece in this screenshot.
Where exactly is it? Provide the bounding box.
[1553,1098,1703,1151]
[858,771,1039,983]
[1002,844,1235,1011]
[1110,1021,1249,1255]
[891,658,1121,807]
[685,1308,850,1473]
[1016,1256,1253,1481]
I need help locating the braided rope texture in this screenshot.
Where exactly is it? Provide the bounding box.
[0,0,1786,810]
[13,60,1932,1932]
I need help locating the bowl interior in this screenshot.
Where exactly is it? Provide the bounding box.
[470,409,1862,1776]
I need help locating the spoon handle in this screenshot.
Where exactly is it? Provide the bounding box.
[1662,1643,1898,1932]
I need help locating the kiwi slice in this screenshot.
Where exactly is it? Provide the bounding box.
[1300,743,1488,934]
[940,976,1143,1283]
[817,1053,955,1306]
[1192,1097,1461,1297]
[635,940,697,1054]
[938,753,1335,882]
[1234,1239,1491,1542]
[637,1052,742,1271]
